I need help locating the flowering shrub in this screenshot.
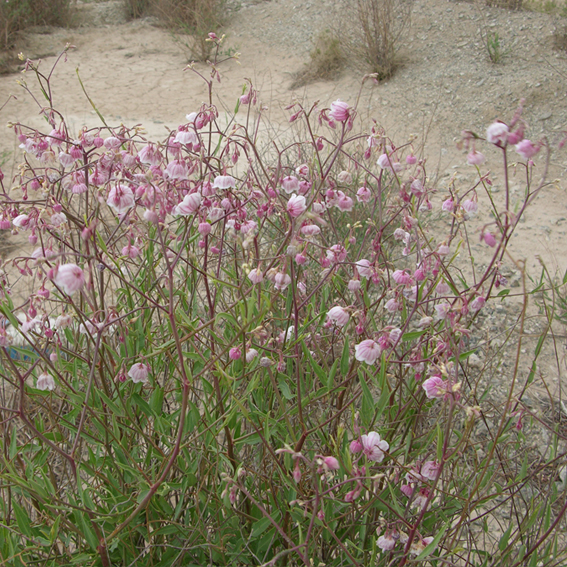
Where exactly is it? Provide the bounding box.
[0,45,565,567]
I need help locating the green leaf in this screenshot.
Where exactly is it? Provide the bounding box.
[13,502,32,537]
[302,344,327,384]
[497,289,510,298]
[132,393,152,417]
[150,386,164,415]
[498,522,513,551]
[402,330,426,342]
[375,385,390,421]
[50,515,61,544]
[251,516,273,538]
[415,522,449,560]
[9,426,17,460]
[328,359,339,389]
[359,369,374,424]
[517,453,528,481]
[437,423,443,462]
[340,340,350,376]
[278,378,294,401]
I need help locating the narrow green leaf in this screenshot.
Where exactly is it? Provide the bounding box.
[150,386,164,415]
[402,330,426,342]
[9,426,17,460]
[132,393,152,417]
[340,340,350,376]
[50,514,61,544]
[251,516,273,538]
[328,359,339,389]
[416,522,449,560]
[13,502,32,537]
[278,378,294,400]
[359,369,374,424]
[498,522,513,551]
[437,424,443,462]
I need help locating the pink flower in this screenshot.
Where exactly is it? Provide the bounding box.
[470,296,486,312]
[281,175,300,194]
[122,244,140,258]
[72,182,87,195]
[246,348,258,362]
[356,186,371,203]
[293,459,301,483]
[165,159,188,180]
[327,244,347,263]
[421,460,440,481]
[356,259,373,278]
[55,313,73,329]
[355,339,382,365]
[104,136,122,150]
[327,306,350,326]
[392,270,412,285]
[336,191,354,211]
[434,303,451,320]
[442,198,454,212]
[486,122,509,146]
[247,268,264,284]
[377,153,401,172]
[198,222,212,236]
[377,531,397,551]
[107,184,135,214]
[422,376,447,399]
[213,175,236,189]
[229,347,241,360]
[300,224,321,237]
[174,129,198,146]
[348,279,361,292]
[414,268,425,281]
[482,231,497,247]
[410,178,424,196]
[274,272,291,291]
[385,298,400,312]
[515,139,539,160]
[174,192,202,215]
[54,264,85,295]
[361,431,389,462]
[462,199,478,218]
[287,194,307,217]
[389,327,402,344]
[436,281,450,295]
[59,152,75,168]
[144,209,159,224]
[350,439,363,453]
[128,363,149,384]
[36,372,55,391]
[393,228,409,241]
[410,534,436,555]
[467,150,485,165]
[13,214,31,229]
[320,456,340,471]
[138,144,162,166]
[344,487,362,502]
[329,100,350,123]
